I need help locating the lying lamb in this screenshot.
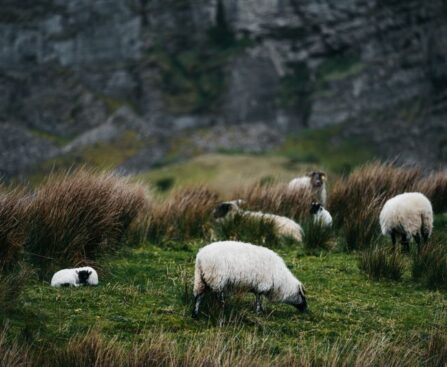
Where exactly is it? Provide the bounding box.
[213,200,303,242]
[51,266,99,287]
[380,192,433,252]
[310,202,332,227]
[192,241,307,318]
[288,171,327,206]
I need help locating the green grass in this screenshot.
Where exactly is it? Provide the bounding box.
[138,153,313,195]
[6,243,446,352]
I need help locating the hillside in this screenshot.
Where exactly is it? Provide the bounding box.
[1,0,447,180]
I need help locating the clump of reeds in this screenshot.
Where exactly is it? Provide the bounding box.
[147,186,219,244]
[412,241,447,290]
[301,219,334,254]
[0,265,32,317]
[358,245,405,281]
[25,169,150,273]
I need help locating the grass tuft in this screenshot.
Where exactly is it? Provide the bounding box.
[412,241,447,289]
[25,169,151,274]
[358,246,405,281]
[301,219,334,254]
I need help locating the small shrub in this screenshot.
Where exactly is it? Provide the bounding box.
[25,169,150,274]
[358,246,405,281]
[148,186,218,243]
[301,219,334,254]
[212,213,284,247]
[412,242,447,289]
[155,177,175,192]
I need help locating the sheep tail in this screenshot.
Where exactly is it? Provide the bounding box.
[193,259,206,296]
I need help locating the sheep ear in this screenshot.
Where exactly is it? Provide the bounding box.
[87,271,92,276]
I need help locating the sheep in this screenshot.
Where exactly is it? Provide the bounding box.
[310,202,332,227]
[51,266,99,287]
[192,241,307,318]
[379,192,433,252]
[288,171,327,206]
[213,200,303,242]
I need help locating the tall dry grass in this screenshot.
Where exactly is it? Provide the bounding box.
[147,186,219,243]
[329,162,421,250]
[0,189,29,270]
[358,245,405,281]
[234,182,313,222]
[412,241,447,290]
[417,171,447,213]
[25,169,150,273]
[0,323,444,367]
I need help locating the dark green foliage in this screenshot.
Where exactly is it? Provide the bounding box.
[208,0,235,48]
[302,219,334,254]
[358,246,405,281]
[155,177,175,192]
[412,242,447,289]
[0,265,32,317]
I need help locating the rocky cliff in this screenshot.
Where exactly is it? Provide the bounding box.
[1,0,446,179]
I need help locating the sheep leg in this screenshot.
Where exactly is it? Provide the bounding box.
[255,293,263,314]
[414,233,422,254]
[391,230,397,250]
[192,293,205,319]
[401,234,410,253]
[219,291,225,309]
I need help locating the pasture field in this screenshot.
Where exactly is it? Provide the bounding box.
[1,161,447,366]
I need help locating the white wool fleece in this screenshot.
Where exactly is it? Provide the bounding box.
[380,192,433,237]
[245,211,303,242]
[313,207,333,227]
[193,241,304,303]
[288,177,327,205]
[51,266,99,287]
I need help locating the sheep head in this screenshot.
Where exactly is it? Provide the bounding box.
[77,270,92,285]
[212,200,245,220]
[310,202,322,215]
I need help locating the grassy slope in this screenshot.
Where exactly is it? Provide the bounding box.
[13,243,446,353]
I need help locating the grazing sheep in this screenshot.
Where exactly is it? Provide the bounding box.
[213,200,303,242]
[192,241,307,317]
[380,192,433,252]
[310,202,332,227]
[288,171,327,205]
[51,266,99,287]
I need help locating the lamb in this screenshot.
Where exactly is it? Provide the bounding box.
[51,266,99,287]
[288,171,327,206]
[192,241,307,318]
[379,192,433,252]
[213,200,303,242]
[310,202,332,227]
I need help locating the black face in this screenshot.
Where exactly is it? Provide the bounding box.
[309,171,326,188]
[213,203,233,219]
[77,270,92,285]
[295,290,308,312]
[310,202,322,215]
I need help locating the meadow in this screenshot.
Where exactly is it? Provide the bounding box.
[1,161,447,366]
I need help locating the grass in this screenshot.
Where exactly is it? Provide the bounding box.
[2,245,446,365]
[2,162,447,365]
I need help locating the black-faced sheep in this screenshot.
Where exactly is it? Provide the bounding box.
[51,266,99,287]
[192,241,307,318]
[310,202,332,227]
[288,171,327,206]
[213,200,303,242]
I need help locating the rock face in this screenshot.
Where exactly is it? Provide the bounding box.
[0,0,446,178]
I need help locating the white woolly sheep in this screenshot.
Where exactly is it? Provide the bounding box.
[51,266,99,287]
[213,200,303,242]
[379,192,433,252]
[192,241,307,317]
[288,171,327,206]
[310,202,332,227]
